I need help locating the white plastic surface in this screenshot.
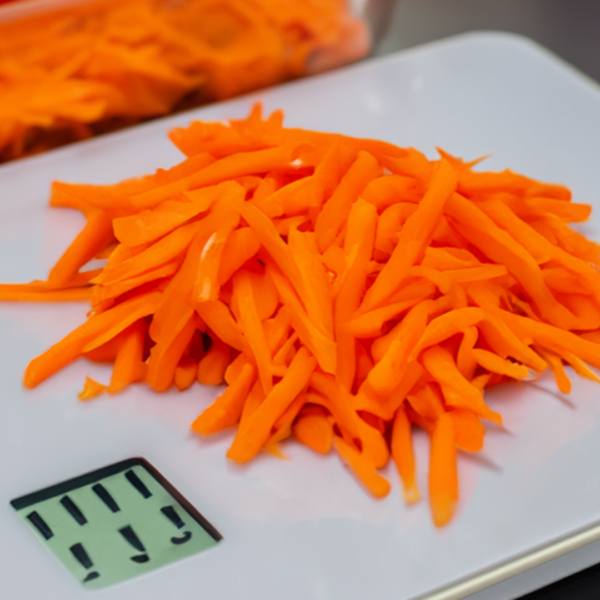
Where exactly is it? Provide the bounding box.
[2,32,600,600]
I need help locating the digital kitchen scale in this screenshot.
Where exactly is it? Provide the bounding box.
[3,32,600,600]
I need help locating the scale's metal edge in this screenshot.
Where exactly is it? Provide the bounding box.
[413,520,600,600]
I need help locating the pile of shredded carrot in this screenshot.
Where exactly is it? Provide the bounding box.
[0,0,367,162]
[3,104,600,527]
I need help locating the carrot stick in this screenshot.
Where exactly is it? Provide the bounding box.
[78,376,107,401]
[429,413,458,527]
[333,436,391,498]
[227,347,317,463]
[24,291,161,388]
[197,337,231,386]
[174,357,198,391]
[293,410,333,454]
[360,159,458,312]
[108,320,147,394]
[191,363,256,435]
[391,405,420,503]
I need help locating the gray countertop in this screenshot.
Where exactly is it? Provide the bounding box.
[375,0,600,85]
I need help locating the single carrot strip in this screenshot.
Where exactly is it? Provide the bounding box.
[92,259,180,307]
[194,300,245,352]
[362,174,421,212]
[113,193,216,247]
[450,408,485,452]
[132,144,301,210]
[265,393,309,452]
[314,150,380,252]
[224,353,252,386]
[239,380,266,429]
[264,307,293,354]
[217,227,262,285]
[101,219,203,286]
[391,405,420,503]
[194,226,233,303]
[367,300,435,396]
[197,337,231,386]
[24,291,161,388]
[232,270,273,395]
[48,210,114,286]
[562,351,600,384]
[335,199,377,389]
[429,412,458,527]
[407,383,444,421]
[421,346,502,424]
[146,316,197,392]
[191,363,257,435]
[175,357,198,391]
[409,307,486,360]
[0,269,101,293]
[108,319,147,394]
[360,159,457,312]
[227,347,317,463]
[500,310,600,370]
[375,202,418,255]
[0,288,92,302]
[78,376,107,401]
[267,262,336,374]
[535,347,571,394]
[471,348,530,380]
[293,412,333,454]
[354,339,374,391]
[333,436,391,498]
[288,226,334,339]
[456,327,479,380]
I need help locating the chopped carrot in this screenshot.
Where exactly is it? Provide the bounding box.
[6,104,600,530]
[429,413,458,527]
[78,376,107,401]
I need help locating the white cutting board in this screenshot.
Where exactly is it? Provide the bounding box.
[2,32,600,600]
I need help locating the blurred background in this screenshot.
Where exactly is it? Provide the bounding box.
[2,0,599,163]
[375,0,600,84]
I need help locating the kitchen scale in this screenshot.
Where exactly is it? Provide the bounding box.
[3,32,600,600]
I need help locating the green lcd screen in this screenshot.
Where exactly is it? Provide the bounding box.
[11,458,222,589]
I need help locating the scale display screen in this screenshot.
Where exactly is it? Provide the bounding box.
[11,458,222,589]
